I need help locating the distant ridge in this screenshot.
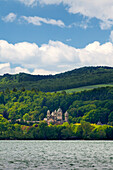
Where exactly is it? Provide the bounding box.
[0,66,113,92]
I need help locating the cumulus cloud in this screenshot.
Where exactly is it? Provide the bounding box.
[18,0,37,7]
[32,69,57,75]
[21,16,65,27]
[0,63,56,75]
[0,40,113,75]
[2,13,17,22]
[78,41,113,66]
[0,63,30,75]
[37,0,113,30]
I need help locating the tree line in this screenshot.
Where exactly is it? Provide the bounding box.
[0,116,113,140]
[0,66,113,92]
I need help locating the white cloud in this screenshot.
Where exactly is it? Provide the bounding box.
[18,0,37,7]
[18,0,113,29]
[0,63,10,70]
[66,39,72,42]
[100,20,113,30]
[110,30,113,42]
[17,0,113,29]
[2,13,17,22]
[38,0,113,30]
[0,63,30,75]
[68,19,89,29]
[0,40,113,75]
[32,69,57,75]
[21,16,65,27]
[0,63,57,75]
[78,41,113,66]
[38,0,62,5]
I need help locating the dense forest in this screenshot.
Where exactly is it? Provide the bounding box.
[0,86,113,139]
[1,66,113,140]
[1,66,113,92]
[1,118,113,140]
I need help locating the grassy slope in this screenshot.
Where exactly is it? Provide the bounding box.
[60,83,113,93]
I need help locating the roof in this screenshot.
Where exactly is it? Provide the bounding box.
[57,108,62,112]
[65,111,68,116]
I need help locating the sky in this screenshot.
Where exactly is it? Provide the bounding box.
[1,0,113,75]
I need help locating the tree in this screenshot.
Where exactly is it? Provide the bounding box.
[76,125,83,139]
[82,109,99,123]
[3,110,9,119]
[61,127,73,139]
[90,126,106,139]
[80,121,93,139]
[21,87,25,92]
[108,111,113,122]
[37,121,48,139]
[13,88,17,92]
[23,113,30,121]
[39,113,44,121]
[46,125,58,139]
[106,126,113,139]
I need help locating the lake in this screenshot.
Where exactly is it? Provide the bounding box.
[0,140,113,170]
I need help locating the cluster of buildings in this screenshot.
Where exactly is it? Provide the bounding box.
[44,108,69,125]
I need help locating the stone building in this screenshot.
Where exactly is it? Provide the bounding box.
[44,108,69,125]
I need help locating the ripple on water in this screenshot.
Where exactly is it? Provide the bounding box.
[0,140,113,170]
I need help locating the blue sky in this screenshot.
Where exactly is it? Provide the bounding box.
[0,0,113,75]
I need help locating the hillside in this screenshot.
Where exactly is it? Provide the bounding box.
[0,86,113,125]
[1,66,113,92]
[1,83,113,140]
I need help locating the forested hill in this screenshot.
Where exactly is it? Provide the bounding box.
[1,66,113,92]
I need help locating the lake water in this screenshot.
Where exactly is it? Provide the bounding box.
[0,140,113,170]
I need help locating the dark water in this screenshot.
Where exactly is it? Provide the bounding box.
[0,140,113,170]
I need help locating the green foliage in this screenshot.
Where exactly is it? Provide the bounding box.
[75,121,93,139]
[108,111,113,122]
[0,115,113,139]
[23,113,30,121]
[0,84,113,139]
[0,86,113,125]
[90,126,107,139]
[1,66,113,92]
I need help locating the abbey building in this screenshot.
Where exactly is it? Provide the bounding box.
[44,108,69,125]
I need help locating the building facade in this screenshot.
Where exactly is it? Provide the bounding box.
[44,108,69,125]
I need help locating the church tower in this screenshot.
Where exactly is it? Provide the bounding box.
[47,110,50,120]
[57,108,63,121]
[65,111,68,122]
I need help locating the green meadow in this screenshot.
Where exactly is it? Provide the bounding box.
[60,83,113,93]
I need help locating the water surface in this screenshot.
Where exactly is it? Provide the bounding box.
[0,140,113,169]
